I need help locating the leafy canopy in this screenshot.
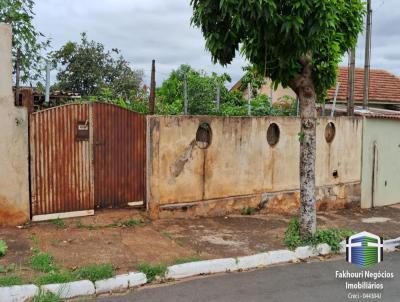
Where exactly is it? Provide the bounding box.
[0,0,50,83]
[191,0,365,100]
[52,33,143,98]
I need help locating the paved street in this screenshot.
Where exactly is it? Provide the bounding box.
[96,252,399,302]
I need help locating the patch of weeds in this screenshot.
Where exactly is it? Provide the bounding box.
[76,220,97,230]
[35,271,76,286]
[120,219,144,228]
[0,275,22,287]
[73,263,115,282]
[241,207,257,216]
[51,218,66,229]
[29,234,39,246]
[284,218,354,253]
[160,231,173,239]
[30,250,57,273]
[174,256,201,265]
[0,263,16,273]
[0,239,7,257]
[33,291,61,302]
[138,263,167,282]
[175,239,185,246]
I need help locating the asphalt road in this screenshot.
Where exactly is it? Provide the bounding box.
[96,253,400,302]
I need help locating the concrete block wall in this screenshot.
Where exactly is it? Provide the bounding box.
[0,23,30,226]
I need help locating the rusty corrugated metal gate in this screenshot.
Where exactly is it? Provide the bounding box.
[30,103,146,219]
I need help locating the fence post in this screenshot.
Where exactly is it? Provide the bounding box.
[215,83,220,111]
[247,83,252,116]
[184,73,188,115]
[149,60,156,114]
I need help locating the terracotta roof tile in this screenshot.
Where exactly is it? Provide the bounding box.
[327,67,400,103]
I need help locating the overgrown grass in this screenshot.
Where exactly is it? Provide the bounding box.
[35,271,75,285]
[241,207,257,216]
[51,218,66,229]
[284,218,354,252]
[76,220,98,230]
[0,275,22,287]
[174,256,201,265]
[73,263,115,282]
[119,219,144,228]
[0,239,8,257]
[30,249,57,273]
[138,263,167,282]
[0,263,16,273]
[33,291,61,302]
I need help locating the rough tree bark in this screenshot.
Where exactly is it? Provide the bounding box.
[289,55,317,238]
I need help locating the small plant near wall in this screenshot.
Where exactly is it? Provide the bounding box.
[0,239,7,257]
[138,262,167,282]
[241,207,257,216]
[284,218,354,252]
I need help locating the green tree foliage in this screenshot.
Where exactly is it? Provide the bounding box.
[191,0,364,101]
[240,65,266,97]
[191,0,365,237]
[0,0,50,83]
[157,64,296,116]
[156,64,231,115]
[52,33,143,98]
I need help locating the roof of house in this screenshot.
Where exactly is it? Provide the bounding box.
[327,67,400,104]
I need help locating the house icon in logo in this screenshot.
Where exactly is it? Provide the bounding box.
[346,231,383,267]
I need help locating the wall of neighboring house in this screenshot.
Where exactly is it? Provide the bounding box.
[0,23,30,226]
[241,78,297,104]
[361,118,400,208]
[146,115,362,218]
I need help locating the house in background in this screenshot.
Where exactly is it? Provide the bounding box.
[326,68,400,111]
[230,77,296,104]
[231,67,400,111]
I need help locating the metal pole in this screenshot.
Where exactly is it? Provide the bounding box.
[331,82,340,117]
[215,83,220,111]
[348,49,356,116]
[184,73,188,115]
[363,0,372,110]
[45,61,51,104]
[14,48,21,106]
[149,60,156,114]
[247,83,251,116]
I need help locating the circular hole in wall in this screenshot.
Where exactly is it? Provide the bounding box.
[196,123,212,149]
[267,123,280,146]
[325,122,336,143]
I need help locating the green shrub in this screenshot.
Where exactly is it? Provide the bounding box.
[51,218,66,229]
[0,240,7,257]
[33,291,61,302]
[284,218,354,252]
[30,250,56,273]
[74,264,115,282]
[138,263,166,282]
[35,271,75,285]
[175,256,201,265]
[241,207,257,216]
[0,275,22,287]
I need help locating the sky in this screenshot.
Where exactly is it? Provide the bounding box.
[32,0,398,88]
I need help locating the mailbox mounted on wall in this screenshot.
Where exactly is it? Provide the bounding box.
[76,120,89,141]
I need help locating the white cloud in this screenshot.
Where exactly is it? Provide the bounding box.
[33,0,398,89]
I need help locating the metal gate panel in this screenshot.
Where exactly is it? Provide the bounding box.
[92,103,146,208]
[30,104,93,217]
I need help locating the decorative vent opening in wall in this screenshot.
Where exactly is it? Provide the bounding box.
[325,122,336,143]
[267,123,280,146]
[196,123,212,149]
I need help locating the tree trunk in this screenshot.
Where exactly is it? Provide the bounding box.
[290,56,317,238]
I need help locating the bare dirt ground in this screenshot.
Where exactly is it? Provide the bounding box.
[1,204,400,282]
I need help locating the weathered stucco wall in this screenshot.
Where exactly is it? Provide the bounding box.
[361,118,400,208]
[0,23,30,226]
[147,115,362,217]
